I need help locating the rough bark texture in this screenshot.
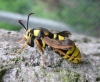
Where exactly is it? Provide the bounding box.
[0,29,100,82]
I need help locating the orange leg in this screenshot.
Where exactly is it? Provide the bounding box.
[11,41,27,55]
[16,37,25,44]
[41,53,44,68]
[55,49,70,58]
[34,39,44,67]
[15,42,27,54]
[34,39,44,54]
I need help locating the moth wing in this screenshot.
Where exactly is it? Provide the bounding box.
[57,31,71,37]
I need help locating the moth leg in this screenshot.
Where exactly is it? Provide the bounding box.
[40,53,45,68]
[34,39,44,67]
[55,49,70,58]
[16,42,27,54]
[11,41,27,55]
[16,37,25,43]
[34,39,44,54]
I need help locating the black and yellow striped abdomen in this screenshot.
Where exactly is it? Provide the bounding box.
[59,46,81,63]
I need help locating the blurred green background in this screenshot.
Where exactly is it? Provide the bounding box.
[0,0,100,37]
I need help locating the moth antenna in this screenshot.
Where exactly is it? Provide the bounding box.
[27,13,34,30]
[19,20,27,31]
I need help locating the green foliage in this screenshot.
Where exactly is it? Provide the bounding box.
[56,1,100,36]
[0,22,21,31]
[0,0,33,31]
[0,0,32,14]
[0,0,99,36]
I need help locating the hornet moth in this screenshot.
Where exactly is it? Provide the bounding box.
[12,13,72,67]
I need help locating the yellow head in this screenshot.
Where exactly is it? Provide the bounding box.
[23,29,31,41]
[19,13,34,40]
[18,13,35,47]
